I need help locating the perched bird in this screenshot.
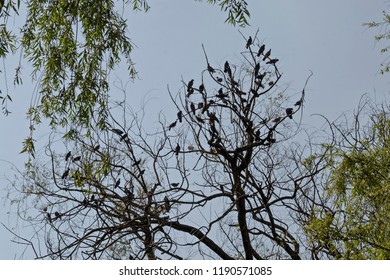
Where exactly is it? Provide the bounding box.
[139,169,145,176]
[93,144,100,152]
[112,128,124,135]
[164,196,171,212]
[177,111,183,123]
[170,183,179,187]
[168,121,177,130]
[187,79,194,92]
[120,133,128,141]
[54,211,61,219]
[72,156,81,162]
[65,151,72,162]
[294,100,302,106]
[196,116,205,124]
[199,84,205,93]
[207,63,215,73]
[190,102,196,115]
[62,168,70,180]
[47,213,52,223]
[187,144,195,151]
[115,178,121,188]
[266,58,279,65]
[224,61,230,73]
[254,63,260,77]
[263,49,271,61]
[257,44,265,57]
[175,144,180,156]
[286,108,293,119]
[246,36,253,49]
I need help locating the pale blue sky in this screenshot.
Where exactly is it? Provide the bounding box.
[1,0,389,259]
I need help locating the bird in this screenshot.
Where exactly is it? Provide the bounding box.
[61,168,70,179]
[263,49,271,61]
[65,151,71,161]
[197,102,204,109]
[47,213,52,223]
[257,44,265,57]
[54,211,61,219]
[190,102,196,115]
[266,58,279,65]
[286,108,293,119]
[199,84,205,93]
[188,144,195,151]
[246,36,253,49]
[177,111,183,122]
[168,121,177,130]
[164,196,171,212]
[120,133,128,141]
[72,156,81,162]
[93,144,100,152]
[115,178,121,188]
[175,144,180,156]
[294,100,302,106]
[112,128,124,135]
[171,182,179,187]
[254,63,260,77]
[187,79,194,92]
[207,64,215,73]
[196,116,205,124]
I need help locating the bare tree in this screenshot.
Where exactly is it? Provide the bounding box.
[8,35,330,259]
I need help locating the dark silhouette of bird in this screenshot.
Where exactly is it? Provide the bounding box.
[286,108,293,119]
[196,116,205,124]
[91,194,95,201]
[216,88,228,99]
[73,156,81,162]
[216,77,223,83]
[62,168,70,179]
[263,49,271,61]
[47,213,52,223]
[294,100,302,106]
[65,151,71,161]
[266,59,279,65]
[254,63,260,77]
[171,182,179,187]
[54,211,61,219]
[207,64,215,73]
[175,144,180,156]
[199,84,205,93]
[224,61,230,73]
[164,196,171,212]
[140,169,145,175]
[115,178,121,188]
[120,133,128,141]
[246,36,253,49]
[257,44,265,57]
[93,144,100,152]
[187,79,194,92]
[168,121,177,130]
[190,102,196,115]
[177,111,183,122]
[112,128,124,135]
[197,102,204,109]
[132,159,141,166]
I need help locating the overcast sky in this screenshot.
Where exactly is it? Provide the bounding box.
[1,0,389,259]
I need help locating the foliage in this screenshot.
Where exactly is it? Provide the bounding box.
[0,0,251,159]
[304,97,390,259]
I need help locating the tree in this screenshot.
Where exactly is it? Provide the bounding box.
[7,35,329,259]
[303,96,390,259]
[0,0,251,158]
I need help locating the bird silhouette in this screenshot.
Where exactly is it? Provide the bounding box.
[112,128,124,135]
[246,36,253,49]
[254,63,260,77]
[257,44,265,57]
[73,156,81,162]
[266,58,279,65]
[187,79,194,92]
[207,64,215,73]
[199,84,205,93]
[177,111,183,122]
[175,144,180,155]
[65,151,71,161]
[164,196,171,212]
[93,144,100,152]
[263,49,271,61]
[62,169,70,179]
[294,100,302,106]
[171,182,179,187]
[190,103,196,115]
[286,108,293,119]
[115,178,121,188]
[168,121,177,130]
